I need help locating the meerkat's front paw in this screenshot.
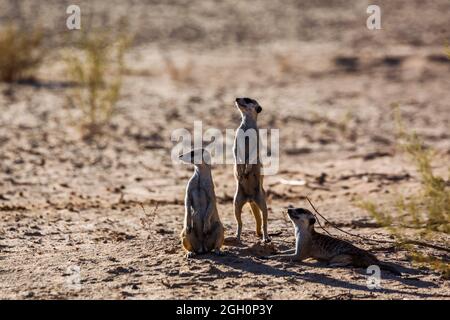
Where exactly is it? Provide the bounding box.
[185,251,196,259]
[213,249,224,256]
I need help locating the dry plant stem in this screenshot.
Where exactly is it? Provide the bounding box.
[139,203,160,249]
[306,197,450,253]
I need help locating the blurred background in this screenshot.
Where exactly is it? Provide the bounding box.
[1,0,448,47]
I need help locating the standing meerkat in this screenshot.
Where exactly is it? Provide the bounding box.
[179,148,224,258]
[233,97,270,243]
[268,207,401,275]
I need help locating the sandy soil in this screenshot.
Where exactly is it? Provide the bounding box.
[0,0,449,299]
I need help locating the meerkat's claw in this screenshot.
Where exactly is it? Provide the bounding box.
[213,249,224,256]
[263,237,271,243]
[186,251,196,259]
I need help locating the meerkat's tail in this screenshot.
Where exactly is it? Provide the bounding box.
[249,202,262,236]
[379,262,402,276]
[355,252,402,276]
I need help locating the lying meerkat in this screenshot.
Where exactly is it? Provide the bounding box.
[233,97,270,243]
[268,207,401,275]
[179,148,224,258]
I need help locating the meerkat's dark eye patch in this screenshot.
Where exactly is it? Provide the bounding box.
[243,98,253,104]
[287,208,299,219]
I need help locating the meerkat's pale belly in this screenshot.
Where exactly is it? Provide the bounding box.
[235,164,263,198]
[191,188,208,233]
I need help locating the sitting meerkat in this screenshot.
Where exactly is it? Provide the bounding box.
[233,97,270,243]
[179,148,224,258]
[268,207,401,275]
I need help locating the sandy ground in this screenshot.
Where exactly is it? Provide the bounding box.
[0,0,449,299]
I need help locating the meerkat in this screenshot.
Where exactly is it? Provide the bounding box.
[179,148,224,258]
[233,97,270,243]
[267,207,401,275]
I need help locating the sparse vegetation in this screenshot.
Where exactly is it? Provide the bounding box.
[395,106,450,233]
[65,31,130,136]
[275,53,296,74]
[162,54,193,83]
[312,109,357,141]
[358,107,450,278]
[0,24,44,82]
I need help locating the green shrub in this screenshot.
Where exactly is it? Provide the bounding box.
[358,107,449,277]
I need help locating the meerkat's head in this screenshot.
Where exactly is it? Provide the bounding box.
[179,148,211,167]
[286,207,316,230]
[235,97,262,118]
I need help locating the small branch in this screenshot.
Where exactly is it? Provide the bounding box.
[401,240,450,253]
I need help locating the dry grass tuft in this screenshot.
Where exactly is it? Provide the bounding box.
[162,54,194,83]
[445,42,450,59]
[275,53,296,74]
[65,31,131,136]
[0,24,44,82]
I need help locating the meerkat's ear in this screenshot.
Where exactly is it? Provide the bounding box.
[256,106,262,113]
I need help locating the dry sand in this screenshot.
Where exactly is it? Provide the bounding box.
[0,0,449,299]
